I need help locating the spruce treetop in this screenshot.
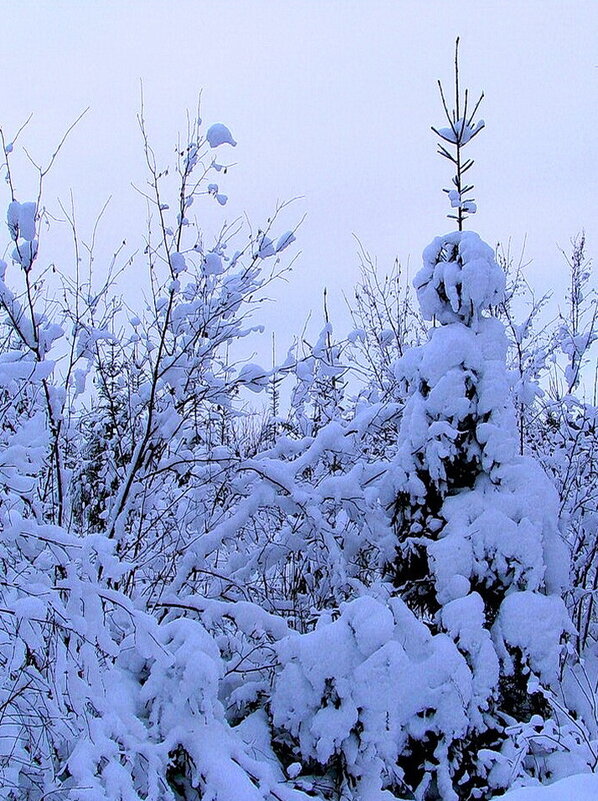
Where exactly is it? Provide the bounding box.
[432,37,485,232]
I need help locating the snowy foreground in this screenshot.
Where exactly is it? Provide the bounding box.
[500,773,598,800]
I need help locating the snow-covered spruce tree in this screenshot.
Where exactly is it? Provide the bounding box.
[270,43,572,801]
[385,45,572,795]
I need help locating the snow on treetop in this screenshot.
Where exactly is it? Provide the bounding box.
[435,117,485,145]
[206,123,237,148]
[415,230,505,324]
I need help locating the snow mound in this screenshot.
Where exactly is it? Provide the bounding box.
[497,772,598,801]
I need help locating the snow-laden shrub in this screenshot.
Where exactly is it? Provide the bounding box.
[63,611,312,801]
[272,595,475,800]
[0,112,311,800]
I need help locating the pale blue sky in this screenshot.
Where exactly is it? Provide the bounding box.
[2,1,597,351]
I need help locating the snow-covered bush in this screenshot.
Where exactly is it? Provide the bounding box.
[271,595,473,800]
[0,110,311,800]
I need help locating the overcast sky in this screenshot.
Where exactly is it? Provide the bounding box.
[2,1,598,356]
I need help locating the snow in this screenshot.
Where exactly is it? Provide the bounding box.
[448,188,462,208]
[203,251,224,275]
[495,592,572,686]
[258,236,276,258]
[11,238,38,270]
[237,363,269,391]
[276,230,296,252]
[435,117,485,145]
[498,773,598,801]
[170,251,187,274]
[416,230,505,324]
[7,200,37,241]
[206,122,237,148]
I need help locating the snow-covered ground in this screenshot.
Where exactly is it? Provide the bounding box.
[499,772,598,800]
